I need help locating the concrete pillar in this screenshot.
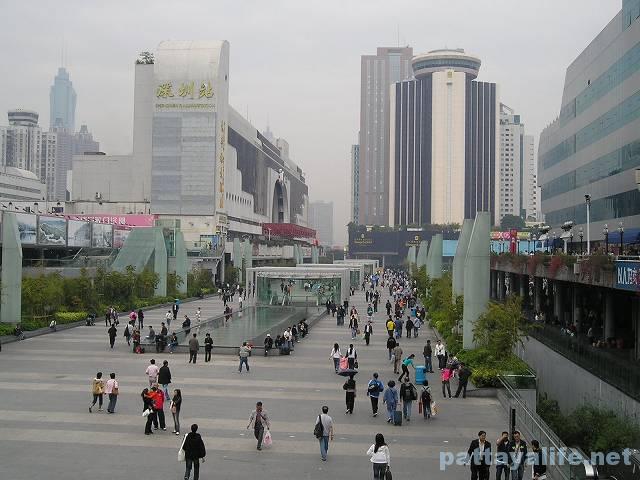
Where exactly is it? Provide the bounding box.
[573,287,582,332]
[452,219,473,298]
[604,292,615,339]
[519,274,526,298]
[427,234,443,279]
[153,227,168,297]
[489,271,496,299]
[407,245,417,268]
[534,277,542,312]
[416,240,429,269]
[497,272,504,300]
[554,282,563,325]
[462,212,491,349]
[175,231,188,294]
[1,212,22,323]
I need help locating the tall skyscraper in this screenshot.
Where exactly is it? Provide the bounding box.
[499,104,539,222]
[389,49,499,226]
[358,46,413,225]
[539,0,640,234]
[0,110,56,196]
[73,124,100,156]
[309,201,334,246]
[350,143,360,223]
[50,67,76,131]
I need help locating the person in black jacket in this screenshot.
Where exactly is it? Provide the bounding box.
[183,423,206,480]
[204,333,214,362]
[467,431,491,480]
[531,440,546,479]
[158,360,171,400]
[454,363,472,398]
[508,431,528,480]
[495,431,511,480]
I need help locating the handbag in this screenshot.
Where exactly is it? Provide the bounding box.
[112,386,119,395]
[142,408,152,417]
[178,433,187,462]
[385,466,393,480]
[354,360,359,369]
[263,429,272,448]
[171,403,177,414]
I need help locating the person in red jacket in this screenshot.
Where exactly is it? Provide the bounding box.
[151,386,166,431]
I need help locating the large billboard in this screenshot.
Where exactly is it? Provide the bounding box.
[38,216,67,245]
[66,214,156,227]
[15,213,37,244]
[67,220,92,247]
[92,223,113,248]
[113,228,131,249]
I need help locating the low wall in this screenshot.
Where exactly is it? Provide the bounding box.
[515,336,640,425]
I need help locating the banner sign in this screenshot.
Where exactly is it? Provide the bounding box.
[615,261,640,291]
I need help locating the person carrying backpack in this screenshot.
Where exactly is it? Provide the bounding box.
[366,372,384,417]
[420,381,432,419]
[399,377,417,422]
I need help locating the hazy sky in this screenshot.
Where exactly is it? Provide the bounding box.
[0,0,622,244]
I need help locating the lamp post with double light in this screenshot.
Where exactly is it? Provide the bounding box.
[603,224,609,254]
[618,222,624,255]
[579,227,584,255]
[585,194,591,255]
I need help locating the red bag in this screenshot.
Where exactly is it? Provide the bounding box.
[339,357,349,370]
[418,401,423,414]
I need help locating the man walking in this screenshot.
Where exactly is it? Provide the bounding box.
[172,301,179,322]
[424,340,433,373]
[467,431,491,480]
[454,363,472,399]
[366,372,384,417]
[495,431,511,480]
[392,342,403,374]
[364,321,373,346]
[183,424,206,480]
[108,323,117,349]
[239,342,251,373]
[435,339,446,370]
[399,377,417,422]
[386,336,396,361]
[188,333,199,364]
[247,401,271,450]
[385,300,392,316]
[158,360,171,400]
[145,359,159,388]
[508,431,527,480]
[314,406,334,461]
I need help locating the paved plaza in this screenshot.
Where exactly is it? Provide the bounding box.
[0,289,507,479]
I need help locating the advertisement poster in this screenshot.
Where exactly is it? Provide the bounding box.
[92,223,113,248]
[38,216,67,245]
[67,220,92,247]
[15,213,37,244]
[113,228,131,249]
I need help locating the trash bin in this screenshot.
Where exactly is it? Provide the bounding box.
[415,365,427,385]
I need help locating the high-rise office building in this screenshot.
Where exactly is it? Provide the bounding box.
[73,124,99,156]
[358,47,413,225]
[350,143,360,223]
[0,110,55,197]
[499,104,539,222]
[309,201,334,246]
[539,0,640,235]
[388,49,499,226]
[50,67,76,132]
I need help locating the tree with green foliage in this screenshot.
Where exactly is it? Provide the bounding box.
[500,214,525,231]
[473,295,531,361]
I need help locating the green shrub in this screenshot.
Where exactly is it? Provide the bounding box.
[54,312,87,323]
[0,323,16,336]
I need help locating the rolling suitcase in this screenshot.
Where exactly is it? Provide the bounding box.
[393,410,402,426]
[280,346,291,355]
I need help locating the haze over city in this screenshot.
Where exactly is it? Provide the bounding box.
[0,0,620,244]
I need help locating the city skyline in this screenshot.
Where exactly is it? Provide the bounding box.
[0,0,621,244]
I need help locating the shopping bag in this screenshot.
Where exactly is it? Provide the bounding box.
[339,357,349,370]
[263,429,273,448]
[418,401,423,414]
[142,408,152,417]
[385,466,393,480]
[178,433,187,462]
[430,401,438,416]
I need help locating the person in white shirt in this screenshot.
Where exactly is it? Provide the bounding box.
[145,358,160,387]
[195,307,202,323]
[104,373,119,414]
[367,433,391,479]
[165,310,172,328]
[329,343,342,373]
[435,340,446,369]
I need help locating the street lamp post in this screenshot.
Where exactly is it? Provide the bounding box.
[603,224,609,254]
[569,232,574,255]
[552,232,557,253]
[618,222,624,255]
[585,194,591,255]
[579,227,584,255]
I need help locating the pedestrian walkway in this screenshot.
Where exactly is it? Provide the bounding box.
[0,286,506,479]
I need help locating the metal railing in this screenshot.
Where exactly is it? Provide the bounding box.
[528,323,640,403]
[498,376,581,480]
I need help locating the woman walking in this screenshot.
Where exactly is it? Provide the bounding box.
[171,389,182,435]
[366,433,391,479]
[441,367,452,398]
[343,374,356,414]
[141,388,155,435]
[346,344,357,369]
[89,372,104,413]
[329,343,341,373]
[383,380,398,423]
